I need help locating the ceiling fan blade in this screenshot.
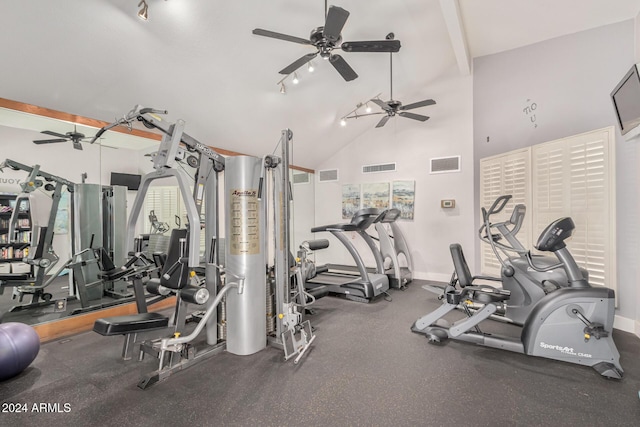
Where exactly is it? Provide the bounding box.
[398,111,430,122]
[41,130,68,138]
[400,99,436,111]
[323,6,349,42]
[72,141,83,150]
[370,98,391,111]
[33,139,67,144]
[376,115,391,128]
[329,54,358,81]
[252,28,311,45]
[279,52,318,75]
[341,40,401,53]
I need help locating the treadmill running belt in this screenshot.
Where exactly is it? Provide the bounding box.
[306,273,358,286]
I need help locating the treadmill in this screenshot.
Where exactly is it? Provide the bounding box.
[307,208,390,302]
[374,208,413,288]
[324,208,413,289]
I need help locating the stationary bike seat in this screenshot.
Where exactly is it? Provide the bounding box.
[468,286,511,304]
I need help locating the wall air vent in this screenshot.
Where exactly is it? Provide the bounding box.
[430,156,461,174]
[318,169,339,182]
[292,171,311,185]
[362,162,396,174]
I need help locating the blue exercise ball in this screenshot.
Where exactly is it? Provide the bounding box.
[0,322,40,381]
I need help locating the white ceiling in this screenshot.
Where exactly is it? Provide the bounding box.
[1,0,638,169]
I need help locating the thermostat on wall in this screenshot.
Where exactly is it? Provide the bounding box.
[441,199,455,209]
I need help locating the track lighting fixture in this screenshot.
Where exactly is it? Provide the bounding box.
[275,68,310,93]
[308,62,315,73]
[338,94,383,126]
[138,0,148,21]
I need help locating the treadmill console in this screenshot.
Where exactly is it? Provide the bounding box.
[375,208,400,223]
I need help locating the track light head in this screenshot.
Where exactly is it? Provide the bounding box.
[292,72,299,85]
[280,82,286,94]
[340,118,347,127]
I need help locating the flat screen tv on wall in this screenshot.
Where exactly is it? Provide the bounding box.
[110,172,141,190]
[611,63,640,140]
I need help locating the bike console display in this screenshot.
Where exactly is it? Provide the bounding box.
[535,217,575,252]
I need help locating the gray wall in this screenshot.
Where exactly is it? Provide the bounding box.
[473,20,640,320]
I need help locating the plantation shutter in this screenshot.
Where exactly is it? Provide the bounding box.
[479,149,530,276]
[532,127,615,291]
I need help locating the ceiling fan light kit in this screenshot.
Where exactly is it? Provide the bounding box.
[341,45,436,128]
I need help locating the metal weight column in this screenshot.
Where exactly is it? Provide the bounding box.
[224,155,266,355]
[204,159,220,345]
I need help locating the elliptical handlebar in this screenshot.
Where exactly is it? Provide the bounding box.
[478,195,529,255]
[478,194,530,270]
[485,194,512,219]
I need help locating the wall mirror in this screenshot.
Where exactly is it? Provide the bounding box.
[0,98,315,340]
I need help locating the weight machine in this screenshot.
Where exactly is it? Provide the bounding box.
[0,159,71,302]
[0,159,133,313]
[92,106,315,388]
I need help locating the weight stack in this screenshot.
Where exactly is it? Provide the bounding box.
[224,156,266,355]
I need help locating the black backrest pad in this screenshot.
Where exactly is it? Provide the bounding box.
[32,226,48,258]
[161,228,189,290]
[450,243,473,287]
[95,247,117,271]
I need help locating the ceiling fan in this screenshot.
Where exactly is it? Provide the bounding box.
[345,34,436,128]
[33,125,91,150]
[252,1,401,82]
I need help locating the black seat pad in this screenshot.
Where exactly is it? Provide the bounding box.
[93,312,169,336]
[0,273,31,281]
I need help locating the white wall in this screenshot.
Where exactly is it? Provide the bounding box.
[472,20,640,330]
[313,72,475,282]
[0,124,139,262]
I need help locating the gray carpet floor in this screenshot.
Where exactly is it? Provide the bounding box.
[1,280,639,426]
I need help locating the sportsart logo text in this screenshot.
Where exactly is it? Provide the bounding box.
[539,342,592,358]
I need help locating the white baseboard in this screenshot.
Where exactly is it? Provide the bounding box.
[613,315,636,333]
[414,271,450,283]
[636,320,640,339]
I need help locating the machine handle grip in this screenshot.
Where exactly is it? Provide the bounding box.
[486,195,512,217]
[121,254,139,270]
[139,108,168,115]
[162,263,179,280]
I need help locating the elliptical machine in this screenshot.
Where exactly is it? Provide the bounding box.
[477,195,588,325]
[412,217,623,379]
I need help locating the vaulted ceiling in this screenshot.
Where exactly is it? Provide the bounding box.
[1,0,638,169]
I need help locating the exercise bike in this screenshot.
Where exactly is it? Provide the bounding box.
[427,195,589,326]
[411,216,623,379]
